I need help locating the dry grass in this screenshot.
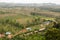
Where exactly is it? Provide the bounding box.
[16,17,33,24]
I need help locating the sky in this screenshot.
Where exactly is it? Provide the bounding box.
[0,0,60,4]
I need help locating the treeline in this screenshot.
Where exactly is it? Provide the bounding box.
[40,8,60,12]
[50,8,60,12]
[0,11,10,14]
[31,12,60,19]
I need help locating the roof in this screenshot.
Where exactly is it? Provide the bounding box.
[26,28,32,31]
[5,32,11,35]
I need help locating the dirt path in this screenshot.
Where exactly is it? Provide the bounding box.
[12,28,45,38]
[12,29,27,37]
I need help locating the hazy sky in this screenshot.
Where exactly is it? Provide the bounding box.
[0,0,60,4]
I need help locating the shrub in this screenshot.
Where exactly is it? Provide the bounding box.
[45,28,60,40]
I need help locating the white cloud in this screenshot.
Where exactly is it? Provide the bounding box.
[0,0,60,4]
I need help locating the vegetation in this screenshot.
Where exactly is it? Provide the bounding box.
[0,7,60,40]
[45,28,60,40]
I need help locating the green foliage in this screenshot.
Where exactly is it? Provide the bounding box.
[12,35,25,40]
[53,19,60,29]
[0,18,24,29]
[45,28,60,40]
[24,34,45,40]
[0,11,60,40]
[0,18,24,34]
[26,17,41,27]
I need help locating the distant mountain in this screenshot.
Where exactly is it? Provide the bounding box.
[0,2,60,8]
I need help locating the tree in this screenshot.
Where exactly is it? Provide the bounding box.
[45,28,60,40]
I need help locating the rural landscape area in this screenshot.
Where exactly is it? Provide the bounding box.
[0,3,60,40]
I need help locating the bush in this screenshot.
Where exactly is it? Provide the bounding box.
[45,28,60,40]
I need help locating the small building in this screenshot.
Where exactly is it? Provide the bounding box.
[43,20,51,25]
[34,31,38,33]
[26,33,30,36]
[5,32,12,39]
[39,28,45,31]
[30,32,33,34]
[40,24,44,27]
[26,28,32,31]
[5,32,11,35]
